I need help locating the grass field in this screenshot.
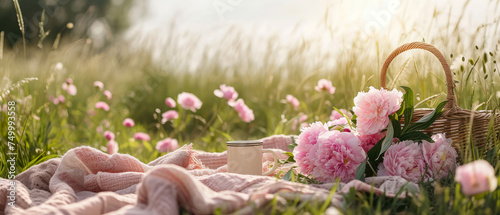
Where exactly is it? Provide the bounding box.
[1,1,500,214]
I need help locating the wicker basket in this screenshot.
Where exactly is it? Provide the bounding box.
[380,42,500,156]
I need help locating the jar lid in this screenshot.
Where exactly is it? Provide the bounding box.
[226,140,263,147]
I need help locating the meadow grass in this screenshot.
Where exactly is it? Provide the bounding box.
[1,1,500,214]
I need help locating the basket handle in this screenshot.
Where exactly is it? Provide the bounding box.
[380,42,456,111]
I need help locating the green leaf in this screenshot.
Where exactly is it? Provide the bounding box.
[399,131,433,142]
[356,157,367,181]
[366,138,384,176]
[400,86,415,130]
[283,168,294,181]
[378,119,395,159]
[288,135,298,151]
[391,117,402,138]
[404,101,448,133]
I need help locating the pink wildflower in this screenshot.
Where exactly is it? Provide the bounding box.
[455,160,498,196]
[103,90,112,100]
[286,95,300,110]
[165,97,176,108]
[95,101,110,111]
[177,92,202,112]
[123,118,135,127]
[214,84,238,101]
[156,138,179,153]
[161,110,179,124]
[107,141,119,154]
[93,81,104,90]
[229,99,255,122]
[103,131,115,141]
[314,79,336,94]
[134,132,151,142]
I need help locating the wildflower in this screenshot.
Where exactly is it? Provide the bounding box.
[177,92,202,112]
[455,160,498,196]
[134,132,151,141]
[104,131,115,141]
[229,99,255,122]
[165,97,176,108]
[314,79,336,94]
[95,101,110,111]
[93,81,104,90]
[156,138,179,153]
[107,140,119,154]
[161,110,179,124]
[214,84,238,101]
[123,118,135,127]
[103,90,112,100]
[286,95,300,110]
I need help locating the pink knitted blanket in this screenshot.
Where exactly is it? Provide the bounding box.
[0,135,417,214]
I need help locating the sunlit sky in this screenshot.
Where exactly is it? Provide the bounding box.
[125,0,500,70]
[129,0,495,34]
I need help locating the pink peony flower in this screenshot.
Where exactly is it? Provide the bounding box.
[65,78,73,84]
[95,101,110,111]
[214,84,238,101]
[103,131,115,141]
[307,130,366,183]
[286,95,300,110]
[353,87,403,135]
[177,92,202,112]
[293,122,329,175]
[165,97,176,108]
[358,132,386,153]
[156,138,179,153]
[134,132,150,141]
[314,79,336,94]
[103,90,112,100]
[93,81,104,90]
[161,110,179,124]
[378,141,430,183]
[228,99,255,122]
[107,141,119,154]
[455,160,498,196]
[422,133,458,180]
[123,118,135,127]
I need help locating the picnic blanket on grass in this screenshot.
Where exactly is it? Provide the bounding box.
[0,135,418,215]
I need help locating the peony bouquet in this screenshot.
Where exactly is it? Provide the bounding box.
[290,86,458,183]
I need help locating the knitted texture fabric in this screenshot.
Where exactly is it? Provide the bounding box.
[0,135,417,214]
